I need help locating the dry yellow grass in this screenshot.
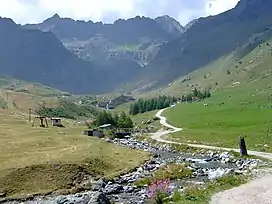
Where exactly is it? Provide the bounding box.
[5,91,58,113]
[0,110,149,198]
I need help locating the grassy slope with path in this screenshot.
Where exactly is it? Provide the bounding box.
[164,83,272,152]
[161,38,272,153]
[132,110,161,128]
[0,93,149,199]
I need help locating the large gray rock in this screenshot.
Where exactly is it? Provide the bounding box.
[56,194,90,204]
[92,179,106,191]
[105,184,123,195]
[88,193,110,204]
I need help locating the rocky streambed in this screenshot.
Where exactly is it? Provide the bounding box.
[3,138,263,204]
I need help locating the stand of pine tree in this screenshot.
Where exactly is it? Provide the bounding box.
[129,89,211,116]
[129,95,178,115]
[94,111,133,128]
[181,88,211,102]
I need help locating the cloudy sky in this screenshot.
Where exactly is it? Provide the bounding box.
[0,0,239,25]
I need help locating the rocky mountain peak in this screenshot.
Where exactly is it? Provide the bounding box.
[42,13,62,24]
[155,15,184,37]
[51,13,61,20]
[0,17,17,28]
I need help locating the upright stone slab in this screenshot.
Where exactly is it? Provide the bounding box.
[239,136,248,156]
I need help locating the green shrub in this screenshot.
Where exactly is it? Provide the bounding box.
[134,164,192,188]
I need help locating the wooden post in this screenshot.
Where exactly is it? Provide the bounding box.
[239,136,248,156]
[32,117,36,127]
[266,112,270,145]
[40,117,44,127]
[28,109,32,122]
[45,117,49,128]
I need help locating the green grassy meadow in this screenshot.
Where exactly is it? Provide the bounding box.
[164,78,272,152]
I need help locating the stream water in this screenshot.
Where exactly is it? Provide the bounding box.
[2,138,260,204]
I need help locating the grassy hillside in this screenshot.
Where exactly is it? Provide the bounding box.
[9,83,69,97]
[0,90,59,116]
[0,108,149,199]
[160,37,272,96]
[0,77,99,120]
[163,38,272,152]
[0,81,150,199]
[164,81,272,151]
[0,75,68,97]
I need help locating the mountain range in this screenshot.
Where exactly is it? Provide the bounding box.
[24,14,184,67]
[0,0,271,94]
[140,0,272,91]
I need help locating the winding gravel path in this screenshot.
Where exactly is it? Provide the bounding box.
[151,106,272,204]
[151,107,272,161]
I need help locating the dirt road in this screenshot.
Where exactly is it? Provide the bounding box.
[211,175,272,204]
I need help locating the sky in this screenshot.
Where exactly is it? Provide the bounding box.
[0,0,240,26]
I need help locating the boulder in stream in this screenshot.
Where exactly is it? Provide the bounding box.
[88,192,111,204]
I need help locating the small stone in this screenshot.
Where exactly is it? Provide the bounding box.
[0,190,6,198]
[225,158,230,163]
[56,196,69,204]
[123,185,134,193]
[234,170,248,175]
[209,152,214,157]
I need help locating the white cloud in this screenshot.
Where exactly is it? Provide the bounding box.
[205,0,239,16]
[0,0,240,25]
[38,0,134,21]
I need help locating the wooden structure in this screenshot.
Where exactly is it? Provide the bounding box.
[32,116,49,128]
[114,128,140,138]
[83,130,93,136]
[51,117,64,127]
[83,129,104,138]
[115,132,131,138]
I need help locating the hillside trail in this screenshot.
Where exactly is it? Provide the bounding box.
[151,106,272,204]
